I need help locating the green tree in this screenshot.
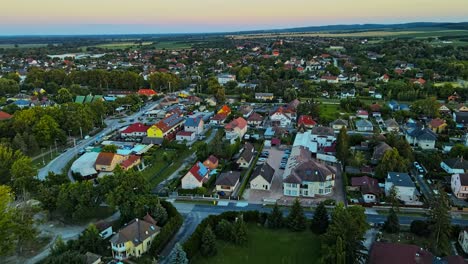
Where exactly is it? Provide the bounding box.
[201,225,217,257]
[50,235,68,256]
[215,219,234,241]
[168,243,189,264]
[383,208,400,233]
[336,127,349,164]
[102,144,118,153]
[32,115,64,147]
[322,204,369,263]
[42,251,86,264]
[238,67,252,81]
[267,203,283,229]
[411,97,440,118]
[375,148,408,179]
[55,88,73,104]
[287,199,307,231]
[310,202,329,234]
[335,236,346,264]
[429,187,451,256]
[76,224,107,255]
[0,144,23,184]
[233,217,248,245]
[388,185,400,211]
[0,78,20,96]
[0,185,16,256]
[11,201,40,254]
[10,156,37,199]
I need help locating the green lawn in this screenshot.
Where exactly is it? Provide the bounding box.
[319,104,341,120]
[192,225,322,264]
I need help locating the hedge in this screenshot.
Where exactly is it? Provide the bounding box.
[183,210,267,259]
[149,200,183,256]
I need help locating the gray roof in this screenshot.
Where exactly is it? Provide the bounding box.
[311,126,335,136]
[406,126,437,141]
[356,119,373,128]
[284,159,335,184]
[251,163,275,184]
[216,171,241,186]
[386,172,415,188]
[443,158,468,170]
[385,118,399,128]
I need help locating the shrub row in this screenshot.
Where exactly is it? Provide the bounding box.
[149,200,183,256]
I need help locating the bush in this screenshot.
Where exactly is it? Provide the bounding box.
[410,220,431,237]
[178,187,208,196]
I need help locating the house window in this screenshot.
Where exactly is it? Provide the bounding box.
[325,188,332,193]
[303,190,308,196]
[319,189,324,194]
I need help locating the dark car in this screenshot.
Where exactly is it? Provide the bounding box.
[217,191,226,196]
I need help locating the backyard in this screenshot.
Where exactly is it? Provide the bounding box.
[192,225,322,264]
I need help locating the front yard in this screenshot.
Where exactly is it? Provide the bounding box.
[192,224,322,264]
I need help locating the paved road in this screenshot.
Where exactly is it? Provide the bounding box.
[37,101,161,180]
[158,201,468,260]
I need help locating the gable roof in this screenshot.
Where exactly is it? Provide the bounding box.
[215,171,241,186]
[155,113,184,133]
[384,118,399,128]
[217,105,231,115]
[239,143,254,163]
[120,155,140,169]
[95,152,116,166]
[298,115,317,127]
[330,119,348,127]
[251,163,275,184]
[372,142,392,161]
[225,117,247,131]
[185,116,203,127]
[0,111,12,120]
[205,155,218,165]
[110,218,160,245]
[122,123,150,134]
[443,158,468,170]
[311,126,335,136]
[137,89,157,96]
[407,126,437,141]
[369,242,433,264]
[356,119,373,127]
[429,118,446,128]
[351,176,381,195]
[187,162,209,182]
[247,112,263,122]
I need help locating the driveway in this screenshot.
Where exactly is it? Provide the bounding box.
[244,147,285,203]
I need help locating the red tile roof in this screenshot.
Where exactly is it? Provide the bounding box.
[138,89,157,96]
[120,155,140,169]
[122,123,150,134]
[177,131,194,137]
[429,118,446,128]
[225,117,247,131]
[211,113,227,121]
[369,242,433,264]
[0,111,12,120]
[298,115,317,127]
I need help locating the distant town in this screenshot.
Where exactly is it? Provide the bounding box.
[1,25,468,264]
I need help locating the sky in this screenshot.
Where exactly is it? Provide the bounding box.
[1,0,468,35]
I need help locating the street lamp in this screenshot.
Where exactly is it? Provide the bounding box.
[41,148,45,165]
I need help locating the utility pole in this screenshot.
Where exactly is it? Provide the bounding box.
[80,126,83,139]
[55,139,58,153]
[50,146,53,159]
[41,148,45,165]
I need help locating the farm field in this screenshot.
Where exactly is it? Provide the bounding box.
[192,224,322,264]
[0,43,49,49]
[231,30,468,39]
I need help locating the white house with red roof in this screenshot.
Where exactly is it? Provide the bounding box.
[181,162,209,189]
[356,110,369,119]
[225,117,248,141]
[376,74,390,83]
[121,123,151,138]
[270,106,295,127]
[297,115,317,129]
[320,75,339,83]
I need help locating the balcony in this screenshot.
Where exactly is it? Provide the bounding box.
[112,244,126,252]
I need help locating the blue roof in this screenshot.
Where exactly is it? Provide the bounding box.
[185,116,202,127]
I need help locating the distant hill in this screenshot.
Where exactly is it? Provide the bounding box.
[230,22,468,35]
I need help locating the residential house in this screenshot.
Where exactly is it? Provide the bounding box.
[340,89,356,98]
[320,75,339,83]
[181,162,209,189]
[439,104,451,116]
[217,105,231,116]
[95,220,113,239]
[356,119,373,132]
[238,105,253,119]
[120,155,141,171]
[384,119,399,132]
[458,229,468,254]
[369,242,464,264]
[255,93,274,101]
[405,126,437,150]
[95,152,126,172]
[210,113,228,125]
[270,106,295,127]
[249,163,275,190]
[215,171,241,193]
[293,127,336,154]
[236,143,255,169]
[175,131,195,142]
[283,157,336,197]
[351,176,381,203]
[441,158,468,174]
[451,173,468,199]
[453,106,468,128]
[147,113,184,140]
[385,172,418,204]
[137,89,157,97]
[184,116,204,135]
[203,155,219,170]
[356,110,369,119]
[121,123,150,138]
[371,142,392,164]
[330,119,348,131]
[448,92,461,102]
[0,111,12,121]
[388,101,400,111]
[429,118,447,133]
[247,112,263,127]
[110,215,160,260]
[85,252,102,264]
[297,115,317,129]
[225,117,248,141]
[217,74,236,85]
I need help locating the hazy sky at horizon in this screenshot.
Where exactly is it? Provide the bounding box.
[1,0,468,35]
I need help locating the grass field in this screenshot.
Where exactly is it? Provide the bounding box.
[192,225,322,264]
[231,30,468,39]
[85,41,154,50]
